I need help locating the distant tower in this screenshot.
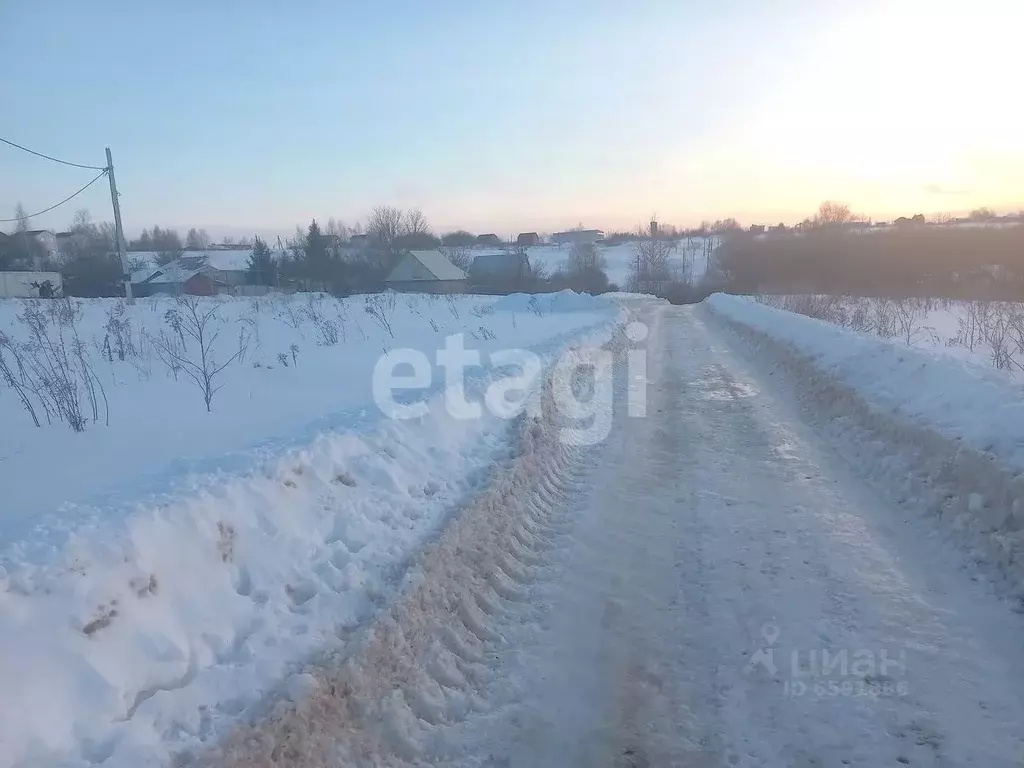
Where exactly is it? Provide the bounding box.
[650,219,658,238]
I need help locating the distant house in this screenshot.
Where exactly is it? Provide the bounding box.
[55,231,74,251]
[894,214,926,228]
[469,251,531,293]
[19,229,57,252]
[9,229,58,268]
[133,255,234,296]
[348,234,370,249]
[516,232,540,246]
[384,250,468,294]
[551,229,604,245]
[476,233,503,247]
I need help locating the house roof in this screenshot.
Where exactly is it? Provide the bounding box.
[20,229,54,237]
[129,249,263,282]
[552,229,604,237]
[470,252,527,277]
[137,255,228,285]
[385,250,467,283]
[141,261,208,286]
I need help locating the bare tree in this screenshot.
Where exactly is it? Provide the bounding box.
[813,201,854,226]
[186,228,212,250]
[367,206,405,263]
[441,245,472,272]
[151,296,248,412]
[567,241,604,274]
[325,218,350,249]
[14,202,30,234]
[404,208,429,238]
[628,226,678,294]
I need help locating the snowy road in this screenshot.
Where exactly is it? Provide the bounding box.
[444,304,1024,767]
[209,303,1024,768]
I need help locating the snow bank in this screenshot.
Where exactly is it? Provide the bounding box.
[0,292,620,768]
[202,326,626,768]
[707,292,1024,595]
[708,293,1024,469]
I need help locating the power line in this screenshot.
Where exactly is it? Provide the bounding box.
[0,170,108,222]
[0,137,107,171]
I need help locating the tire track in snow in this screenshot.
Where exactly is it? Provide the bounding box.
[195,329,627,767]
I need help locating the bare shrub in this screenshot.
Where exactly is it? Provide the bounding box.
[274,297,306,332]
[103,301,135,362]
[893,298,938,346]
[151,296,249,412]
[0,332,41,427]
[2,299,108,431]
[364,293,396,337]
[303,294,340,346]
[868,298,897,339]
[982,306,1022,371]
[445,294,460,319]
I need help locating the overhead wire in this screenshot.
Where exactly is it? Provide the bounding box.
[0,170,109,223]
[0,136,107,171]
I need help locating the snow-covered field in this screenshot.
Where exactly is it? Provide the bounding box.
[0,290,620,768]
[524,239,714,288]
[751,294,1024,379]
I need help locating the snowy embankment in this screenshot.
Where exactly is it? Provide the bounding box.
[0,290,619,768]
[708,293,1024,594]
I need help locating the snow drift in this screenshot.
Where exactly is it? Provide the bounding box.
[708,293,1024,597]
[0,290,620,768]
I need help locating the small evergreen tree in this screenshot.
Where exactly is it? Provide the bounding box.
[304,219,333,289]
[246,237,277,286]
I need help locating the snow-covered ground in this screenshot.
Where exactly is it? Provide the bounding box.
[709,293,1024,594]
[709,294,1024,466]
[753,294,1024,380]
[0,290,620,768]
[206,301,1024,766]
[9,287,1024,767]
[523,239,714,288]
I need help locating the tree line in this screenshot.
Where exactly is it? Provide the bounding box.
[713,202,1024,300]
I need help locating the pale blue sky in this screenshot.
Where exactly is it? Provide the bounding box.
[2,0,1020,238]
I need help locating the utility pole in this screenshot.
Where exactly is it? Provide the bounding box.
[105,147,133,303]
